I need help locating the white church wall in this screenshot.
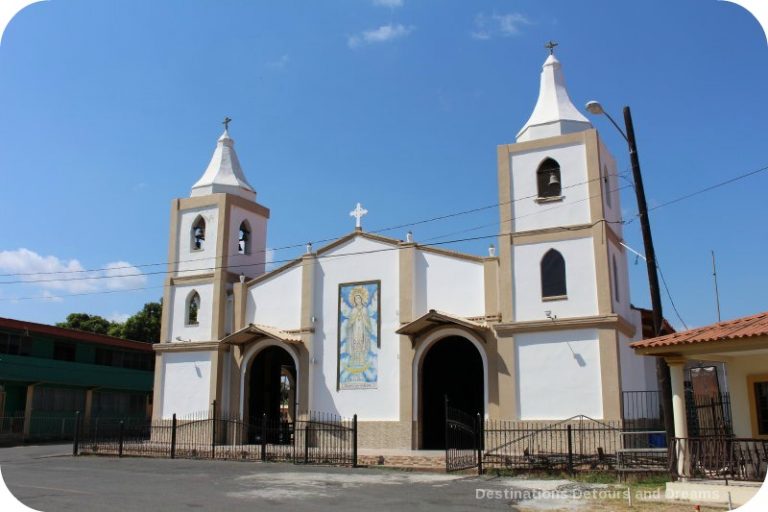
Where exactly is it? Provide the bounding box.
[598,140,622,225]
[246,265,303,329]
[160,351,212,418]
[509,142,591,233]
[516,328,603,419]
[513,237,598,321]
[414,250,484,318]
[609,243,633,322]
[169,282,215,341]
[226,205,268,279]
[176,207,220,274]
[313,236,400,420]
[618,307,649,393]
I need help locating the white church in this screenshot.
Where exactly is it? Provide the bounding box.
[152,52,658,449]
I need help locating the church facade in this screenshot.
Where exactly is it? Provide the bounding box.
[152,53,658,449]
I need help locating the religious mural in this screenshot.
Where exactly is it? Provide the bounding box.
[337,281,380,390]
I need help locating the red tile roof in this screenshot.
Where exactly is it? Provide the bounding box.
[630,311,768,350]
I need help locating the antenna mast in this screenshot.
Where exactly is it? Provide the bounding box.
[711,250,721,323]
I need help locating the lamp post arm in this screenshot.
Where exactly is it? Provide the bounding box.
[603,110,629,144]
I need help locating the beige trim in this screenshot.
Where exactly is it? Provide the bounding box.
[398,243,416,324]
[416,244,485,263]
[232,281,247,331]
[511,224,594,245]
[747,373,768,439]
[494,313,636,337]
[592,221,614,315]
[170,273,216,285]
[542,294,567,302]
[316,230,401,256]
[397,310,490,340]
[598,328,622,420]
[495,331,518,420]
[211,195,231,341]
[153,341,222,352]
[222,324,303,345]
[398,242,416,440]
[497,143,513,322]
[584,130,605,224]
[224,193,271,219]
[246,256,304,287]
[505,130,587,155]
[483,257,499,319]
[298,254,316,417]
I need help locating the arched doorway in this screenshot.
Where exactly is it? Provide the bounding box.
[248,345,297,426]
[420,336,484,449]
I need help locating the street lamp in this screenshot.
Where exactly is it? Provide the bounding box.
[585,101,674,440]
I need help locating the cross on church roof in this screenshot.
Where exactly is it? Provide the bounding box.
[545,40,558,55]
[350,202,368,230]
[222,116,232,131]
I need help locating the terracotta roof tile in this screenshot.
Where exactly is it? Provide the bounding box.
[630,311,768,349]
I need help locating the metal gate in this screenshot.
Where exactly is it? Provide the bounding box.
[444,399,482,473]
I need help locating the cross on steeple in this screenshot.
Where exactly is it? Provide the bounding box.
[350,202,368,230]
[545,40,559,55]
[222,116,232,131]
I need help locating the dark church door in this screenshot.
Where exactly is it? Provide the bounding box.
[420,336,484,449]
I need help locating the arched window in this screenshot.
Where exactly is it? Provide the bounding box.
[191,216,206,251]
[537,158,562,199]
[613,255,620,302]
[238,221,250,255]
[187,291,200,326]
[541,249,567,298]
[603,164,612,208]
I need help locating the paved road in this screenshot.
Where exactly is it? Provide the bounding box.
[0,444,602,512]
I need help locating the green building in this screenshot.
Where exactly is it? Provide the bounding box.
[0,317,154,443]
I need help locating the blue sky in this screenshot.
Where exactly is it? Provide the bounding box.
[0,0,766,330]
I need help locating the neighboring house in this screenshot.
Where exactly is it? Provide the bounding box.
[0,317,154,443]
[631,311,768,506]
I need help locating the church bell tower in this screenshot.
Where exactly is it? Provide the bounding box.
[159,121,270,344]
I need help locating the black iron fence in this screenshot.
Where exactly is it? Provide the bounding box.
[75,408,358,467]
[670,437,768,482]
[482,416,623,473]
[0,414,82,444]
[444,403,482,473]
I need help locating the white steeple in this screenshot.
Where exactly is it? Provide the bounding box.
[191,126,256,201]
[516,52,592,142]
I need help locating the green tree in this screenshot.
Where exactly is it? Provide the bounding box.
[56,313,114,335]
[121,301,162,343]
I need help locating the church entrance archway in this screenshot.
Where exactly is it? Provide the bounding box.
[247,345,297,428]
[419,335,484,450]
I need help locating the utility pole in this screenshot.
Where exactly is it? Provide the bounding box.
[711,250,721,323]
[623,106,675,442]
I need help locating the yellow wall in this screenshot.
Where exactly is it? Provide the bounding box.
[725,353,768,437]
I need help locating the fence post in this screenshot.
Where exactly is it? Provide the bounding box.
[118,420,124,458]
[211,400,216,460]
[171,413,177,459]
[565,425,573,475]
[352,414,358,468]
[261,413,267,462]
[72,411,81,456]
[304,416,310,464]
[476,412,483,475]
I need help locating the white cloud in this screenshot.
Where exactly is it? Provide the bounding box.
[41,290,63,303]
[0,248,147,295]
[373,0,403,7]
[348,23,414,48]
[471,12,531,40]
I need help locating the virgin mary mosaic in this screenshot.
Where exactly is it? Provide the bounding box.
[338,281,380,390]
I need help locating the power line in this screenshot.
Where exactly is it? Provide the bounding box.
[0,173,620,278]
[0,180,631,287]
[656,261,689,330]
